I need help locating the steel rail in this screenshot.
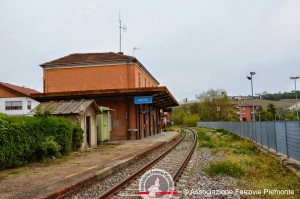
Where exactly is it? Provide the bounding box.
[172,128,197,182]
[97,128,197,199]
[97,130,187,199]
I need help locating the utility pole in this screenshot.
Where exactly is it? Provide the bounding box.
[247,72,256,121]
[290,76,300,120]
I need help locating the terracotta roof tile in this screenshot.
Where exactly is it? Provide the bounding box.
[0,82,40,96]
[41,52,136,66]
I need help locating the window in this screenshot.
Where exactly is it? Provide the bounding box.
[145,78,147,87]
[242,107,245,110]
[27,101,32,110]
[5,101,22,110]
[148,82,150,87]
[138,72,141,87]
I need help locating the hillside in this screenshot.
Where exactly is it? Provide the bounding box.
[232,99,295,109]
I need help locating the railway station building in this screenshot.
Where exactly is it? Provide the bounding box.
[31,52,178,142]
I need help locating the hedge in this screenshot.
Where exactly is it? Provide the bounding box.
[0,113,83,170]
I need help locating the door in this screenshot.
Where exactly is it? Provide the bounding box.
[86,116,91,147]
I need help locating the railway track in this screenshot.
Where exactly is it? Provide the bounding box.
[64,129,197,199]
[98,128,197,199]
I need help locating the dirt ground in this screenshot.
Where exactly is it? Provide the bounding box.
[0,131,180,199]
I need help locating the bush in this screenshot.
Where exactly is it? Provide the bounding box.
[72,123,84,151]
[0,114,82,170]
[39,136,61,159]
[183,114,200,127]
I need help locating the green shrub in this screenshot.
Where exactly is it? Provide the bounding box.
[0,114,82,170]
[39,136,61,159]
[72,123,83,151]
[207,161,245,177]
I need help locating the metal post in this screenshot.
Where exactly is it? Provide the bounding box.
[266,122,269,148]
[295,78,299,120]
[290,76,299,120]
[260,121,262,144]
[284,121,289,158]
[250,74,255,122]
[274,121,277,152]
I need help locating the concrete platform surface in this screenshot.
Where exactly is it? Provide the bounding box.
[0,131,180,199]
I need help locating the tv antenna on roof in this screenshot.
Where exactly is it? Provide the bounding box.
[133,47,140,57]
[119,10,127,53]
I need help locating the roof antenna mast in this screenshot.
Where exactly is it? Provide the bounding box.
[119,10,127,53]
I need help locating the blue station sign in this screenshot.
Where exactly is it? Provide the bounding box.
[134,96,153,104]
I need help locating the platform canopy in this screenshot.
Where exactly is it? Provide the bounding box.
[31,86,179,108]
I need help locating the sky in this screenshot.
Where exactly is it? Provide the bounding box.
[0,0,299,101]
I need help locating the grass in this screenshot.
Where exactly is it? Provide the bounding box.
[206,161,245,177]
[196,126,300,198]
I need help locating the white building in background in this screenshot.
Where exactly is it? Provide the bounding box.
[0,82,40,115]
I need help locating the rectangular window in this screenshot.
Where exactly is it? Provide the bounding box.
[138,72,141,87]
[27,101,32,110]
[145,78,147,87]
[5,101,22,110]
[148,82,150,87]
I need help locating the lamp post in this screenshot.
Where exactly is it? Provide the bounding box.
[290,76,300,120]
[247,72,256,121]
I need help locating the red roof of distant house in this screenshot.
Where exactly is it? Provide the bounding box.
[0,82,40,97]
[40,52,137,66]
[236,103,256,107]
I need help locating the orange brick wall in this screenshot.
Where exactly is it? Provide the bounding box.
[44,63,158,92]
[134,67,158,88]
[238,106,253,122]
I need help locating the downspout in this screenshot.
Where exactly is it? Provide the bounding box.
[127,61,130,88]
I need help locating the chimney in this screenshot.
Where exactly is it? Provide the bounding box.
[118,52,124,55]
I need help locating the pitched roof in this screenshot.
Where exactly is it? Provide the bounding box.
[28,99,102,115]
[40,52,137,66]
[0,82,40,97]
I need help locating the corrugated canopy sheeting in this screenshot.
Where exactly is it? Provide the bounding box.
[28,99,102,116]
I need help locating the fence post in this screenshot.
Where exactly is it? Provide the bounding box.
[284,121,289,158]
[260,121,262,145]
[266,122,269,148]
[274,121,277,152]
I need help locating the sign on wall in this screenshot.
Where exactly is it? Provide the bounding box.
[134,96,153,104]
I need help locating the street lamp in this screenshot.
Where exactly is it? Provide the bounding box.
[290,76,300,120]
[247,72,256,121]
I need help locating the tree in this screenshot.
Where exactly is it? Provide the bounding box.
[267,103,277,120]
[196,89,237,121]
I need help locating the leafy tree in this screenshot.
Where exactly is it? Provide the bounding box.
[267,103,277,120]
[196,89,237,121]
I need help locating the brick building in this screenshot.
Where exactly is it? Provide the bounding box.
[236,103,256,122]
[32,52,178,141]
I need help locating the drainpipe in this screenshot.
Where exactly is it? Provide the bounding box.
[127,61,130,88]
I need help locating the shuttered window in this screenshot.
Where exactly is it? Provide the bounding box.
[5,101,22,110]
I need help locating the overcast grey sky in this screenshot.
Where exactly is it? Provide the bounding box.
[0,0,299,101]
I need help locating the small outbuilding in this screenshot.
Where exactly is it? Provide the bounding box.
[28,99,102,149]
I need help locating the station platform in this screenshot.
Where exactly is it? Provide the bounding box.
[0,131,180,199]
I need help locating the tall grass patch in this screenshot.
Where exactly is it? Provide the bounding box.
[196,127,300,196]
